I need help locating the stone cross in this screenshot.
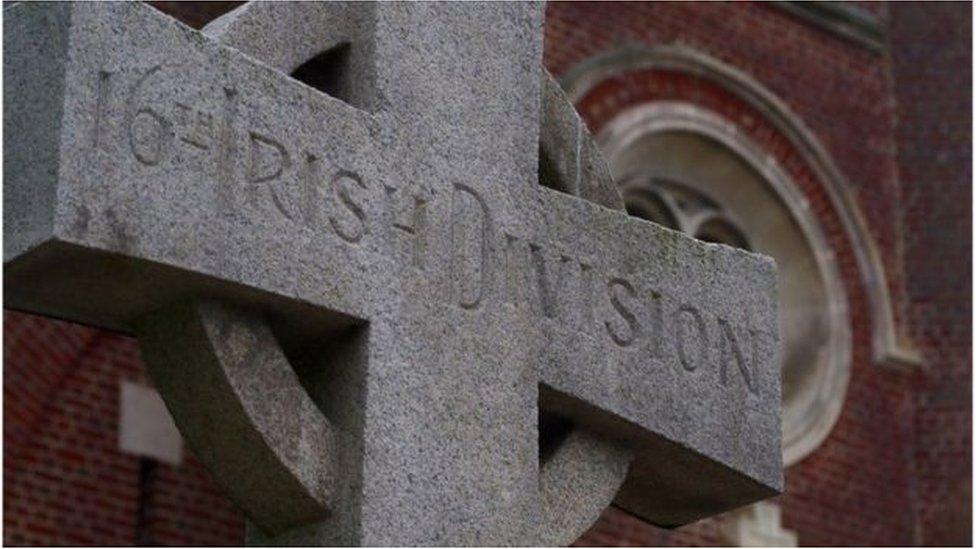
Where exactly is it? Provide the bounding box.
[4,2,782,546]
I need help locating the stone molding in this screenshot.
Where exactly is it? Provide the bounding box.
[770,1,886,53]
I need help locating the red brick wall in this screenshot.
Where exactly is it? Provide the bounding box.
[3,2,970,547]
[3,312,243,546]
[890,2,972,546]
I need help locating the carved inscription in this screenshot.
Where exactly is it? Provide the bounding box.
[443,188,762,395]
[92,70,113,152]
[216,87,239,215]
[606,278,639,347]
[451,183,491,310]
[99,66,371,245]
[528,243,572,319]
[125,66,173,167]
[675,305,707,372]
[502,232,596,331]
[646,290,663,357]
[248,132,289,185]
[329,170,368,244]
[718,319,758,395]
[440,187,764,395]
[93,67,764,396]
[174,102,213,150]
[385,183,430,269]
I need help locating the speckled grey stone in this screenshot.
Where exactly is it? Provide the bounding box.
[4,2,782,546]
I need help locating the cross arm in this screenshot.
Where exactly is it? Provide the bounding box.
[4,2,392,333]
[528,187,783,527]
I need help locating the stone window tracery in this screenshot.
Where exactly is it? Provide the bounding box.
[620,175,752,251]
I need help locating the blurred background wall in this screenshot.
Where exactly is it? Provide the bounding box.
[4,1,971,546]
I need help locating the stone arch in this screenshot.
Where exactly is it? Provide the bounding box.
[560,44,921,372]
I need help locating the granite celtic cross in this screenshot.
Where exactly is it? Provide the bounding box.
[4,2,782,545]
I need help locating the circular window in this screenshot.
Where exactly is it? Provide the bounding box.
[600,103,851,465]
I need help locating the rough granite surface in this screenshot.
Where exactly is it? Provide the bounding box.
[4,2,782,546]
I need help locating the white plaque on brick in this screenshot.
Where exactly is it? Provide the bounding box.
[119,381,183,465]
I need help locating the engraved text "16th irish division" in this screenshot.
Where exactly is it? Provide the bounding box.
[91,66,763,397]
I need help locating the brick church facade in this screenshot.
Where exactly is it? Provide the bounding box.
[4,2,971,546]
